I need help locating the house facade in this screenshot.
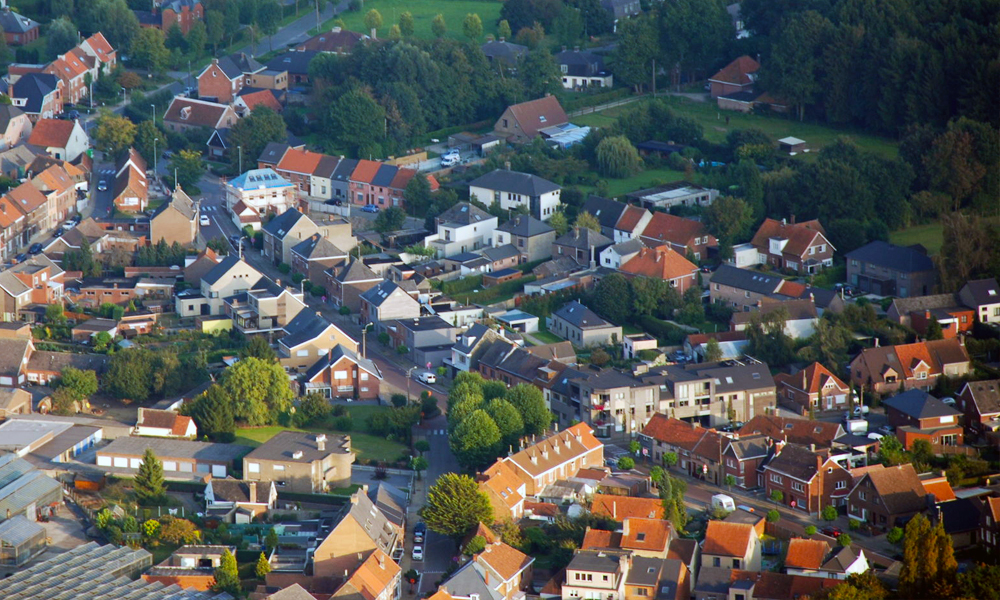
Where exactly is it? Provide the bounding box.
[751,218,834,274]
[845,241,937,298]
[243,431,354,493]
[300,344,382,400]
[850,338,971,395]
[957,379,1000,446]
[470,169,561,222]
[548,300,622,347]
[774,362,852,415]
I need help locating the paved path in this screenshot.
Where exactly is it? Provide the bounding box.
[237,1,342,57]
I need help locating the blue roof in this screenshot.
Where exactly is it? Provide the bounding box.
[496,309,537,323]
[371,164,397,187]
[228,168,292,191]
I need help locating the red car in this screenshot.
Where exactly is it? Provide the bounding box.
[821,526,843,538]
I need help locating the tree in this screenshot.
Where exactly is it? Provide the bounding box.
[822,505,838,521]
[187,21,208,57]
[240,336,277,362]
[47,17,79,59]
[450,409,502,470]
[300,392,333,424]
[134,448,166,505]
[463,13,484,41]
[464,534,487,555]
[704,338,724,363]
[592,273,633,326]
[213,549,241,595]
[574,211,601,232]
[498,20,512,40]
[188,384,235,442]
[221,356,294,425]
[421,473,493,539]
[827,571,888,600]
[45,303,66,324]
[398,11,415,37]
[411,456,428,479]
[165,23,186,52]
[766,509,780,522]
[255,551,272,578]
[328,87,385,158]
[94,110,137,156]
[704,195,754,245]
[133,120,162,167]
[374,206,406,233]
[805,525,817,536]
[618,456,635,470]
[51,388,79,416]
[925,315,944,340]
[130,28,170,73]
[431,14,447,38]
[364,9,383,37]
[228,105,287,172]
[58,367,98,404]
[266,528,279,552]
[770,490,783,502]
[504,384,552,436]
[878,435,907,466]
[887,526,904,545]
[170,149,205,190]
[206,11,225,53]
[484,398,524,451]
[415,439,430,454]
[612,15,657,92]
[548,212,569,236]
[663,452,678,467]
[899,512,958,598]
[595,135,642,178]
[520,47,562,97]
[258,0,282,52]
[762,11,832,120]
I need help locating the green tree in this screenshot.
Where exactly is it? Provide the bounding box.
[592,274,633,325]
[431,14,447,38]
[822,505,838,521]
[51,388,79,416]
[266,528,279,552]
[415,439,430,454]
[403,171,433,217]
[838,533,853,547]
[548,211,569,236]
[484,398,525,451]
[213,549,240,595]
[703,338,723,363]
[451,409,502,470]
[595,135,642,178]
[300,392,333,424]
[255,551,272,578]
[328,87,385,158]
[228,105,287,172]
[188,384,236,442]
[364,9,383,36]
[612,14,657,92]
[766,509,780,522]
[258,0,282,52]
[94,110,137,156]
[240,336,278,362]
[411,455,428,479]
[887,526,904,545]
[170,149,205,190]
[221,356,294,425]
[878,435,907,466]
[663,452,678,467]
[504,384,552,436]
[805,525,817,536]
[186,21,208,57]
[398,11,415,36]
[133,120,162,168]
[47,17,79,60]
[130,28,170,73]
[206,11,225,53]
[387,24,401,41]
[520,48,562,97]
[134,448,166,505]
[574,211,601,232]
[463,13,484,41]
[463,534,487,555]
[762,11,832,120]
[618,456,635,470]
[165,23,186,52]
[498,19,512,40]
[58,367,99,400]
[925,316,944,340]
[704,195,754,245]
[374,206,406,233]
[421,473,493,539]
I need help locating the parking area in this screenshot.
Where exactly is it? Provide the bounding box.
[0,500,92,575]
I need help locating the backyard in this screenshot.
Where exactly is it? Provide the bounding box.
[330,0,502,41]
[889,222,945,256]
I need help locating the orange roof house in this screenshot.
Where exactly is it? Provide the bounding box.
[494,95,569,143]
[773,362,852,415]
[590,494,665,521]
[27,119,77,148]
[702,520,760,570]
[478,459,527,521]
[784,538,829,571]
[501,422,603,496]
[276,147,324,176]
[619,246,698,293]
[350,159,382,184]
[750,218,835,274]
[581,517,674,558]
[708,56,760,98]
[638,213,717,260]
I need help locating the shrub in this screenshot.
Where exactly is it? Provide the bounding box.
[770,490,783,503]
[278,263,291,274]
[821,505,838,521]
[849,518,861,531]
[332,415,353,431]
[805,525,817,536]
[391,394,408,407]
[766,509,780,523]
[837,533,852,546]
[617,456,635,470]
[886,526,904,545]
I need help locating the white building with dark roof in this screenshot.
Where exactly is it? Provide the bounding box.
[469,170,561,221]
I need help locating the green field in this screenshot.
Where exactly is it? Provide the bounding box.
[529,330,564,345]
[580,167,688,199]
[575,95,900,161]
[332,0,502,41]
[889,222,945,256]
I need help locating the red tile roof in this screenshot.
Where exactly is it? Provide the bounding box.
[591,494,665,521]
[709,55,760,86]
[620,246,697,282]
[28,119,77,148]
[702,521,753,557]
[83,32,115,63]
[774,362,848,395]
[639,213,709,247]
[351,159,381,184]
[738,415,842,448]
[615,205,648,233]
[920,477,956,502]
[784,538,829,570]
[240,89,283,114]
[5,181,48,214]
[476,541,533,581]
[621,518,672,552]
[751,218,828,259]
[277,147,323,175]
[581,528,621,550]
[507,95,568,138]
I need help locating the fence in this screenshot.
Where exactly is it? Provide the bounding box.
[567,95,642,118]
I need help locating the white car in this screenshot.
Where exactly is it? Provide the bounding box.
[63,220,76,230]
[199,215,211,227]
[853,405,870,416]
[440,155,459,168]
[411,546,424,561]
[417,371,437,385]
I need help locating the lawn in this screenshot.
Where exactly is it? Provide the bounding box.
[575,95,900,161]
[529,330,564,345]
[579,167,688,198]
[889,222,945,256]
[333,0,502,41]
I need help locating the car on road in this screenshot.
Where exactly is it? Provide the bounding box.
[411,546,423,561]
[440,154,460,168]
[414,522,426,535]
[853,405,870,416]
[71,214,82,224]
[63,220,76,230]
[867,432,884,441]
[414,530,424,543]
[14,253,27,263]
[416,371,437,385]
[878,425,894,435]
[821,526,843,538]
[97,180,107,192]
[199,215,211,227]
[54,226,64,237]
[28,243,43,255]
[182,86,195,96]
[361,204,379,213]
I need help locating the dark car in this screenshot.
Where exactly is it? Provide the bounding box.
[821,526,843,538]
[71,214,82,224]
[28,243,43,255]
[414,522,427,535]
[67,110,80,120]
[54,227,65,237]
[14,253,27,263]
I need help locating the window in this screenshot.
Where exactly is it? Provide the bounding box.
[792,482,804,492]
[635,589,648,597]
[247,462,260,473]
[859,492,867,501]
[745,291,750,298]
[334,370,348,379]
[770,474,783,484]
[712,557,720,567]
[273,464,284,471]
[836,481,846,489]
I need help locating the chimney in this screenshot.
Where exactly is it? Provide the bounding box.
[791,214,796,224]
[316,434,327,452]
[292,450,303,459]
[212,58,218,65]
[504,161,511,171]
[622,518,630,536]
[249,481,257,504]
[781,218,786,226]
[613,500,617,519]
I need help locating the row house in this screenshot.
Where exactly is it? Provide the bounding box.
[275,146,325,195]
[312,489,399,581]
[492,214,557,262]
[709,264,808,312]
[0,203,25,261]
[761,443,854,514]
[278,310,357,372]
[112,148,148,213]
[850,338,971,395]
[223,277,306,335]
[883,389,963,450]
[291,233,349,283]
[324,259,382,312]
[702,520,761,571]
[721,433,770,489]
[580,195,651,244]
[619,246,699,294]
[478,459,527,522]
[500,422,604,496]
[78,32,117,72]
[957,379,1000,446]
[640,415,725,484]
[774,362,852,415]
[299,344,382,400]
[737,415,845,448]
[639,362,777,428]
[261,207,355,267]
[197,53,264,104]
[359,279,421,332]
[638,212,717,261]
[10,73,63,122]
[0,105,32,151]
[750,218,834,274]
[1,181,49,247]
[846,463,927,531]
[348,159,428,210]
[44,50,89,105]
[26,118,88,163]
[29,163,77,225]
[137,0,205,35]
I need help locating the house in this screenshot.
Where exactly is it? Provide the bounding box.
[482,39,528,66]
[149,186,198,245]
[29,163,77,225]
[278,310,357,371]
[581,196,628,240]
[175,255,263,317]
[78,32,117,72]
[730,298,819,339]
[0,387,31,419]
[601,0,641,31]
[600,238,645,270]
[959,278,1000,324]
[469,169,561,221]
[613,205,653,243]
[625,181,719,211]
[386,315,459,366]
[883,389,963,450]
[44,51,89,105]
[784,538,867,580]
[424,202,498,258]
[112,148,148,213]
[296,26,367,54]
[359,280,421,330]
[330,548,401,600]
[619,246,698,294]
[847,463,927,530]
[561,550,630,600]
[492,215,556,262]
[290,234,348,283]
[274,146,324,195]
[204,479,276,523]
[243,431,353,493]
[163,97,238,135]
[555,49,613,89]
[849,338,971,395]
[709,264,809,311]
[96,437,250,479]
[478,460,527,521]
[501,423,603,496]
[638,213,716,261]
[548,300,622,347]
[582,517,674,559]
[0,182,48,247]
[0,106,32,150]
[224,276,307,335]
[751,218,834,274]
[70,317,118,342]
[137,0,204,34]
[981,497,1000,554]
[683,331,749,362]
[701,520,761,571]
[225,168,296,222]
[845,241,937,298]
[737,415,845,449]
[347,160,433,210]
[135,407,197,438]
[265,50,319,86]
[957,379,1000,446]
[26,118,87,162]
[708,55,760,99]
[774,362,852,415]
[494,96,569,144]
[0,254,65,319]
[233,87,283,117]
[694,568,838,600]
[886,294,975,338]
[312,488,401,580]
[9,73,62,122]
[552,227,612,268]
[472,539,535,600]
[197,53,264,104]
[262,207,329,266]
[722,434,770,490]
[299,344,382,400]
[639,416,725,483]
[143,545,235,590]
[0,8,39,45]
[761,443,854,513]
[325,259,382,312]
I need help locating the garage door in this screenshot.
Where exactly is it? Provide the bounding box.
[211,465,227,478]
[163,461,177,472]
[113,457,127,468]
[97,456,111,467]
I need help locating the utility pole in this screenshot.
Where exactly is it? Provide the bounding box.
[238,146,243,174]
[651,58,656,96]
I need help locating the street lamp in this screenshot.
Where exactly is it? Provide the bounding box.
[406,366,417,403]
[361,322,373,358]
[238,146,243,174]
[153,138,158,179]
[300,278,308,296]
[150,103,155,122]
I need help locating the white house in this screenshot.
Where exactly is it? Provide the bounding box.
[134,408,198,438]
[959,278,1000,325]
[784,538,868,580]
[423,202,498,258]
[26,118,89,162]
[468,169,561,221]
[224,168,296,220]
[205,479,277,523]
[600,238,644,269]
[727,243,761,268]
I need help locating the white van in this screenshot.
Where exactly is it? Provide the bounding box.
[711,494,736,512]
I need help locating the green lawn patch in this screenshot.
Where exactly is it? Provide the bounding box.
[809,264,846,289]
[889,222,944,256]
[235,422,408,464]
[530,330,564,345]
[579,167,687,199]
[334,0,503,41]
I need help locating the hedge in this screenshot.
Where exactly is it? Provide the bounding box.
[639,315,688,345]
[441,275,484,295]
[276,491,349,506]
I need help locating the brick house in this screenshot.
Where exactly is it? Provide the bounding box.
[761,443,854,514]
[197,53,263,104]
[708,56,759,99]
[981,497,1000,554]
[291,233,349,283]
[846,463,927,530]
[156,0,204,34]
[311,490,400,582]
[492,215,557,262]
[751,218,834,274]
[10,73,63,122]
[845,240,937,298]
[619,246,698,294]
[163,97,238,135]
[957,379,1000,446]
[243,430,354,493]
[886,294,975,338]
[299,344,382,400]
[638,212,717,261]
[2,181,50,246]
[701,520,761,571]
[478,459,527,521]
[275,146,324,195]
[709,264,808,312]
[722,434,770,489]
[493,95,569,144]
[850,338,971,395]
[149,187,198,246]
[640,415,724,484]
[44,51,89,105]
[737,415,845,449]
[278,310,358,372]
[0,8,40,45]
[325,260,382,312]
[883,389,964,450]
[959,278,1000,324]
[500,422,604,496]
[774,362,852,415]
[142,545,234,590]
[347,160,431,210]
[78,32,117,72]
[112,148,148,213]
[29,163,76,226]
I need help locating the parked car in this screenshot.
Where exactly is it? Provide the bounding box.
[63,220,76,230]
[853,405,870,416]
[821,526,843,538]
[28,243,43,255]
[71,214,82,224]
[54,226,64,237]
[199,215,211,227]
[440,155,460,168]
[867,432,884,441]
[414,522,427,535]
[878,425,894,435]
[711,494,736,512]
[941,397,956,406]
[417,371,437,385]
[67,110,80,120]
[411,546,424,561]
[14,253,27,263]
[97,180,107,192]
[361,204,379,213]
[414,530,424,543]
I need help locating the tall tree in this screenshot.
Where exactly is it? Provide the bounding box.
[258,0,282,52]
[187,21,208,57]
[94,110,137,156]
[130,28,170,74]
[190,384,236,442]
[134,448,166,504]
[169,149,206,190]
[133,120,162,167]
[421,473,493,539]
[221,356,294,425]
[206,11,225,53]
[463,14,484,41]
[520,48,562,97]
[213,549,241,595]
[255,552,272,578]
[762,11,833,120]
[364,9,383,37]
[228,105,287,172]
[504,384,552,436]
[591,273,633,326]
[398,12,415,37]
[450,409,502,470]
[704,338,724,363]
[704,195,754,245]
[484,398,525,451]
[328,87,385,158]
[46,17,79,60]
[403,172,432,217]
[240,336,277,362]
[431,14,447,38]
[595,135,642,178]
[498,19,512,40]
[613,15,658,92]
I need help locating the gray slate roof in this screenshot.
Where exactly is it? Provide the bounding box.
[883,389,961,420]
[11,73,58,114]
[553,300,613,329]
[281,310,340,348]
[554,227,612,250]
[244,430,350,463]
[263,207,309,239]
[710,264,785,295]
[436,202,493,227]
[845,241,935,273]
[291,233,346,260]
[0,9,39,33]
[481,40,528,64]
[303,343,381,382]
[469,169,560,196]
[100,437,252,461]
[962,278,1000,306]
[581,195,628,230]
[333,259,379,283]
[498,214,554,237]
[481,244,520,262]
[216,52,263,79]
[203,255,258,286]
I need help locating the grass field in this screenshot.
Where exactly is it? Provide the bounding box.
[580,167,688,198]
[332,0,502,41]
[889,222,945,256]
[575,96,900,161]
[529,330,564,345]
